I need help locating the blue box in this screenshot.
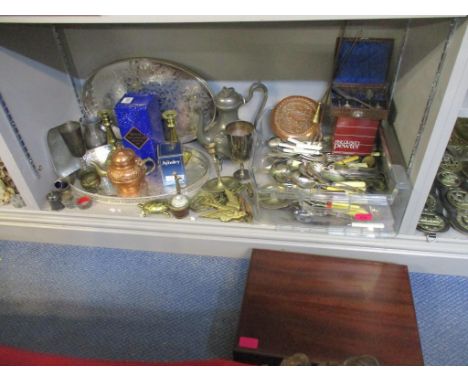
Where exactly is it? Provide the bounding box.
[114,92,165,161]
[157,142,186,186]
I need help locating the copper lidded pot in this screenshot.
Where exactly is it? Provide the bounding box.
[92,147,156,197]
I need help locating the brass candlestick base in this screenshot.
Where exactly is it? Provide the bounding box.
[203,176,240,194]
[203,142,242,193]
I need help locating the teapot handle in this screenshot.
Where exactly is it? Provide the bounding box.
[244,82,268,128]
[142,157,156,175]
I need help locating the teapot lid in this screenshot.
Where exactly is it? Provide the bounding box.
[110,147,137,167]
[214,87,244,109]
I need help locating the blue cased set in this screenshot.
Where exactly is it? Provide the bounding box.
[330,38,394,155]
[330,38,394,120]
[114,93,165,161]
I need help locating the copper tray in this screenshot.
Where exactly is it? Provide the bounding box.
[271,96,320,141]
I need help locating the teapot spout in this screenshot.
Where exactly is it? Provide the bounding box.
[90,161,108,177]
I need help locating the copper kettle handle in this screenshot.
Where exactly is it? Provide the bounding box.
[142,157,156,175]
[244,82,268,128]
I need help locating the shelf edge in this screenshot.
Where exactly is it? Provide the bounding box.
[0,15,459,24]
[0,209,466,276]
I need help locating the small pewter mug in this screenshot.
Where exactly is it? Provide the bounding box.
[58,121,86,157]
[47,191,65,211]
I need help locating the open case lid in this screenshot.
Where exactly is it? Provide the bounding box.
[333,38,394,86]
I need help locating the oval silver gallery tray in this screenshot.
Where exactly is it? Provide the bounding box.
[81,57,216,143]
[70,144,211,205]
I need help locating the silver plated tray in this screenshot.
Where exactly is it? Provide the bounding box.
[70,145,211,205]
[82,57,216,143]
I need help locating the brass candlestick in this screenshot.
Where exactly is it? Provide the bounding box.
[99,110,119,150]
[162,109,179,143]
[202,142,240,193]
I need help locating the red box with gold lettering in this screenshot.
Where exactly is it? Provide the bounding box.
[332,117,379,155]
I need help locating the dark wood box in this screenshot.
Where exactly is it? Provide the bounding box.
[329,38,394,120]
[233,249,424,366]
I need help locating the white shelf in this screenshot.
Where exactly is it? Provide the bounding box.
[0,15,458,24]
[412,226,468,241]
[1,206,468,276]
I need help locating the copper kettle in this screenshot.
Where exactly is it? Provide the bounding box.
[92,147,155,197]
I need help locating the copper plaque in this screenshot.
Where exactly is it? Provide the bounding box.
[271,96,320,141]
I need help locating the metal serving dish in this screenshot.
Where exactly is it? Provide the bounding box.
[81,57,216,143]
[70,145,211,205]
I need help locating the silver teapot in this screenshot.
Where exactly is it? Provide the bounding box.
[197,82,268,159]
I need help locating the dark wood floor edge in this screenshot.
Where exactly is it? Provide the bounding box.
[233,349,283,365]
[403,268,425,365]
[232,248,258,351]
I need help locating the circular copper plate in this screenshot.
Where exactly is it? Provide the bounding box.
[271,96,320,140]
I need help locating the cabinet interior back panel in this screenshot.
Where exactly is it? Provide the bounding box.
[63,22,341,82]
[62,20,408,83]
[0,24,69,72]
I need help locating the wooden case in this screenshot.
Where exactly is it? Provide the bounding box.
[329,38,394,120]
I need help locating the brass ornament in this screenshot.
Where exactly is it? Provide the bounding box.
[417,212,449,234]
[436,170,461,188]
[138,200,171,217]
[191,187,252,223]
[423,193,439,213]
[454,212,468,233]
[446,188,468,210]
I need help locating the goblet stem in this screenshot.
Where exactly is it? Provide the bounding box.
[233,161,251,181]
[238,162,246,178]
[214,157,225,190]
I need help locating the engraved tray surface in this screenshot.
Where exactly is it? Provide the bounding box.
[81,57,216,143]
[70,145,211,205]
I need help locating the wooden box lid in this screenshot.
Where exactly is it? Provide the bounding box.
[234,249,424,365]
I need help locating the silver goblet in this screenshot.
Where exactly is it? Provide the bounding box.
[226,121,254,181]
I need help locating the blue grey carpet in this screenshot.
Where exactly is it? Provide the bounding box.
[409,273,468,366]
[0,239,466,365]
